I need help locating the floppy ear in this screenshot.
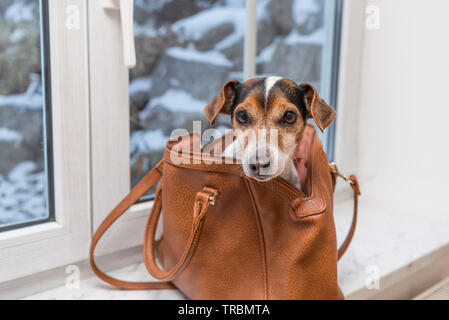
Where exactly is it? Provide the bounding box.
[204,80,240,125]
[298,83,336,132]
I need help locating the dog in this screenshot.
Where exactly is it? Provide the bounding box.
[204,76,336,190]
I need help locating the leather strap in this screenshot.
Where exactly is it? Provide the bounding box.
[89,161,176,290]
[89,160,217,290]
[336,175,361,260]
[143,186,216,281]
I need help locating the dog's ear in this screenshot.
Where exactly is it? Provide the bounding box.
[204,80,240,125]
[298,83,336,132]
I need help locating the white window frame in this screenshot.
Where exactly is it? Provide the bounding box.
[333,0,365,185]
[0,0,91,283]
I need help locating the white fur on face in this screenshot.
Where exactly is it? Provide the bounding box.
[222,133,300,189]
[264,76,283,112]
[228,129,288,181]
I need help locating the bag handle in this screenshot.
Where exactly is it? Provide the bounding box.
[329,162,361,260]
[89,160,218,290]
[143,186,218,281]
[89,161,173,289]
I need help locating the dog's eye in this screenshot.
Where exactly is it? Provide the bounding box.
[282,111,297,125]
[236,110,249,124]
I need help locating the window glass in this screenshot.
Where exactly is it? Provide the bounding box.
[256,0,340,154]
[130,0,341,195]
[130,0,245,193]
[0,0,52,230]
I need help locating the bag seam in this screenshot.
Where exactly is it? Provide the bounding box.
[244,179,269,300]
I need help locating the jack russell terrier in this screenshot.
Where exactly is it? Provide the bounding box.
[204,76,336,191]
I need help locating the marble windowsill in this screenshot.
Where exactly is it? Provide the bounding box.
[25,186,449,300]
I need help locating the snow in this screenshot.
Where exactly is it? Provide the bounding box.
[257,37,281,63]
[224,0,245,7]
[0,161,47,228]
[8,161,37,182]
[166,47,233,67]
[129,77,152,95]
[142,89,207,116]
[172,5,246,51]
[169,78,181,87]
[256,0,271,20]
[292,0,320,26]
[0,93,43,110]
[284,28,325,45]
[130,129,168,165]
[4,0,36,23]
[9,29,27,43]
[135,0,173,12]
[0,127,23,143]
[172,6,243,41]
[131,129,168,153]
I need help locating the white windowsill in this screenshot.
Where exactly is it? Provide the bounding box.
[336,181,449,299]
[21,181,449,300]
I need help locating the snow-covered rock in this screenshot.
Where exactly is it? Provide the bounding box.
[149,46,233,102]
[138,88,210,135]
[265,0,324,37]
[131,29,180,79]
[194,23,235,51]
[4,0,37,23]
[259,37,322,83]
[0,161,47,228]
[0,91,44,175]
[256,15,277,56]
[266,0,295,35]
[172,5,245,51]
[292,0,324,35]
[0,127,23,144]
[219,38,244,71]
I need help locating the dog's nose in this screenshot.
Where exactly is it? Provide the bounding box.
[249,160,271,175]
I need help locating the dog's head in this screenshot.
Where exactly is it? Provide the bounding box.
[204,77,336,181]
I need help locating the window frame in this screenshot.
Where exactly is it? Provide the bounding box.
[0,0,91,283]
[333,0,365,181]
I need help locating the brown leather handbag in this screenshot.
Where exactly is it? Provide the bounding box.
[90,125,360,300]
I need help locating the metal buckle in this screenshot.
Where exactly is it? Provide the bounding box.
[329,162,354,185]
[208,191,219,205]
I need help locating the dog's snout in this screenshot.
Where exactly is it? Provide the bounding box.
[249,159,271,175]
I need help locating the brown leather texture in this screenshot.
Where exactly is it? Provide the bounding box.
[90,124,360,300]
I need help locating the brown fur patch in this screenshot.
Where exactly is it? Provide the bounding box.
[233,91,306,153]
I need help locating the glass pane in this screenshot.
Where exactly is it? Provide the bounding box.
[256,0,341,156]
[130,0,245,195]
[0,0,53,230]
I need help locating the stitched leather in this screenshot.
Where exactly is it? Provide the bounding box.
[89,125,360,299]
